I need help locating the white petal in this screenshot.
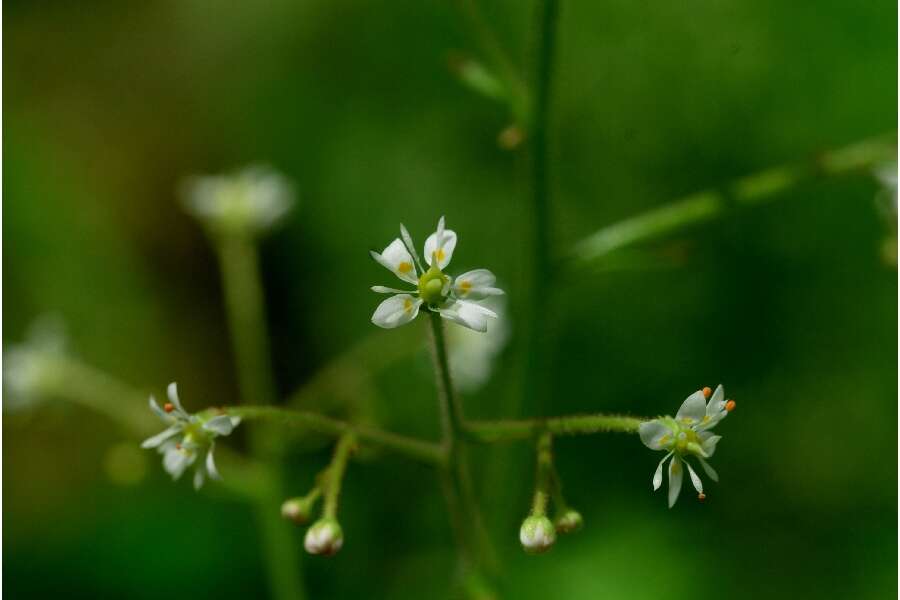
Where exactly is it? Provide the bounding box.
[438,300,496,332]
[708,384,725,408]
[698,457,719,482]
[676,390,707,425]
[193,467,205,490]
[163,447,194,480]
[452,269,504,300]
[141,425,181,449]
[667,455,683,508]
[167,382,189,417]
[423,217,457,269]
[206,446,221,479]
[700,434,722,458]
[639,420,674,451]
[371,294,422,329]
[652,452,672,490]
[371,286,413,294]
[685,460,703,494]
[370,239,418,284]
[203,415,235,436]
[399,223,424,272]
[148,395,170,421]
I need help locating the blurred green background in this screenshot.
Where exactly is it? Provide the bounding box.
[3,0,897,598]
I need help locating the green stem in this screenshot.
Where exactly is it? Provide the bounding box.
[427,312,497,574]
[323,433,356,519]
[224,406,446,466]
[465,413,644,443]
[530,431,553,516]
[568,133,897,268]
[213,233,305,600]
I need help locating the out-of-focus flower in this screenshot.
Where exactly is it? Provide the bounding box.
[141,382,240,490]
[304,518,344,556]
[519,515,556,554]
[3,315,68,412]
[446,297,509,392]
[181,165,295,238]
[370,216,504,332]
[639,385,734,507]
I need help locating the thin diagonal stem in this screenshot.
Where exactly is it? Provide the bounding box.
[530,431,554,516]
[323,433,356,519]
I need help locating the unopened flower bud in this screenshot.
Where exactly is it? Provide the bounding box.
[519,515,556,554]
[304,518,344,556]
[554,509,583,534]
[281,497,315,524]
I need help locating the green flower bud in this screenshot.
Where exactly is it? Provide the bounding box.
[281,496,316,525]
[304,518,344,556]
[519,515,556,554]
[554,509,583,534]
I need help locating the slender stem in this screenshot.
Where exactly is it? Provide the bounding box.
[213,233,305,600]
[548,465,569,514]
[323,433,356,519]
[428,312,465,446]
[225,405,446,466]
[465,413,645,443]
[568,133,897,268]
[530,431,553,516]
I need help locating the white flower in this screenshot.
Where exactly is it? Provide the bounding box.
[447,297,509,392]
[304,518,344,556]
[141,382,240,490]
[639,385,734,507]
[3,315,68,413]
[181,165,295,237]
[519,515,556,553]
[370,216,504,332]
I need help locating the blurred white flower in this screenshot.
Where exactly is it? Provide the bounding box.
[639,385,734,507]
[181,165,295,237]
[447,297,509,392]
[3,315,68,413]
[370,216,504,332]
[141,382,240,490]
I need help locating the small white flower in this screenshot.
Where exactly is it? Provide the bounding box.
[370,216,504,332]
[447,297,509,392]
[181,165,295,237]
[639,385,734,507]
[304,518,344,556]
[519,515,556,554]
[141,382,240,490]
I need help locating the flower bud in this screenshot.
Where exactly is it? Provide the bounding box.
[304,518,344,556]
[554,509,583,534]
[281,497,315,525]
[519,515,556,554]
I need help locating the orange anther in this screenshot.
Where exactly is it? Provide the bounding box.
[698,492,706,501]
[725,400,736,412]
[702,387,712,399]
[164,403,174,413]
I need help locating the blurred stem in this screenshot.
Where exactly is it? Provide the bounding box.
[464,413,644,442]
[568,132,898,268]
[530,431,553,516]
[323,433,356,519]
[213,233,305,600]
[427,312,497,575]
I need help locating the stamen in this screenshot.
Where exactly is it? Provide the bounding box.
[164,403,175,413]
[702,387,712,399]
[698,492,706,501]
[725,400,736,412]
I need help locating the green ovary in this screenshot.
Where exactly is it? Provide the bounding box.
[418,264,449,305]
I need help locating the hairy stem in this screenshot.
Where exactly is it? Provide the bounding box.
[569,133,897,268]
[465,413,644,442]
[530,431,553,516]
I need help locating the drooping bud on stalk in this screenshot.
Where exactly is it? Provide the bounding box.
[304,518,344,556]
[554,509,584,534]
[281,495,316,525]
[519,515,556,554]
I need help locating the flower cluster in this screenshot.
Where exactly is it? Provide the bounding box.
[639,385,734,507]
[141,383,240,490]
[370,216,504,332]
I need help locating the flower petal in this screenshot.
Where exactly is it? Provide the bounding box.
[370,239,418,284]
[452,269,504,300]
[676,390,707,425]
[203,415,236,436]
[438,300,496,332]
[141,425,181,449]
[371,286,414,294]
[639,419,674,451]
[698,457,719,482]
[193,467,205,490]
[399,223,424,272]
[685,460,704,494]
[652,451,672,490]
[148,395,171,421]
[667,455,683,508]
[699,433,722,458]
[423,216,457,269]
[371,294,422,329]
[167,382,189,417]
[163,446,194,480]
[206,445,221,479]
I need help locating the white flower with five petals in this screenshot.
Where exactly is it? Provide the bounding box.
[141,383,240,490]
[639,385,734,507]
[370,216,504,332]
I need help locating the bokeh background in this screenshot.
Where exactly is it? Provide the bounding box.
[3,1,897,598]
